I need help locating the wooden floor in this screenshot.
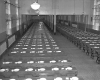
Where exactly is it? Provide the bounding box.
[51,32,100,80]
[1,25,100,80]
[0,24,82,80]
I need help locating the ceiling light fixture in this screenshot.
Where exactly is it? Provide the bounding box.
[31,0,40,10]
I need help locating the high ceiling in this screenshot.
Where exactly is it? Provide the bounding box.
[19,0,94,15]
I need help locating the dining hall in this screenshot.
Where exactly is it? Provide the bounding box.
[0,0,100,80]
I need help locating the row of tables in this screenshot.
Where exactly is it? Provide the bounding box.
[57,23,100,64]
[0,22,83,80]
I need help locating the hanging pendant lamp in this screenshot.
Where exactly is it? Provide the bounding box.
[31,0,40,10]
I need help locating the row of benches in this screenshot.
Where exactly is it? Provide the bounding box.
[0,22,83,80]
[57,23,100,64]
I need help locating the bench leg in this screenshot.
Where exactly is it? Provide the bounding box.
[86,49,89,56]
[91,53,94,59]
[96,53,100,64]
[96,57,100,64]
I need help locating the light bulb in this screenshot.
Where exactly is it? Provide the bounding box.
[31,2,40,10]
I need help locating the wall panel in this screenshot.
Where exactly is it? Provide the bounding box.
[0,42,7,55]
[8,35,15,47]
[0,0,7,43]
[0,0,6,34]
[75,0,83,14]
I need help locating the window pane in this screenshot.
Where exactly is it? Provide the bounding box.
[93,0,100,30]
[6,0,12,35]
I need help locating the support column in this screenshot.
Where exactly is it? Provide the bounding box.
[54,14,56,35]
[51,15,54,31]
[53,0,57,35]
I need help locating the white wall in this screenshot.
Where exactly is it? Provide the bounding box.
[0,0,6,33]
[19,0,94,26]
[19,0,93,15]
